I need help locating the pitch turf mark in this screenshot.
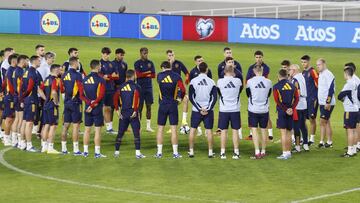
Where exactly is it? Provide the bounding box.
[0,148,237,203]
[292,188,360,202]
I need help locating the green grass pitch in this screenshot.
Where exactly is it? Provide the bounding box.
[0,33,359,203]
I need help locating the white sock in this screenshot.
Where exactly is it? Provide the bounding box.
[189,148,194,155]
[291,134,295,142]
[238,128,243,139]
[234,148,239,155]
[84,145,89,153]
[249,131,253,136]
[47,142,53,151]
[4,134,10,142]
[268,129,273,137]
[286,151,291,156]
[348,146,353,155]
[95,146,100,154]
[17,133,21,143]
[21,140,26,149]
[73,142,79,152]
[208,149,213,156]
[221,148,225,154]
[255,149,260,154]
[295,145,301,151]
[319,140,324,144]
[41,139,45,148]
[61,141,67,152]
[157,144,163,155]
[182,112,187,123]
[114,150,120,155]
[172,144,178,154]
[261,149,266,154]
[106,122,112,131]
[327,140,333,145]
[310,134,315,142]
[146,120,151,129]
[353,145,357,154]
[26,142,32,150]
[11,132,17,145]
[135,150,141,156]
[357,142,360,148]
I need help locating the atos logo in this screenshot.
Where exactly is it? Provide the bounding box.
[240,23,280,40]
[196,18,215,39]
[41,12,60,34]
[295,25,336,42]
[90,14,110,36]
[140,16,160,38]
[352,28,360,43]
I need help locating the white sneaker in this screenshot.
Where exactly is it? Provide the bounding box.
[146,127,154,132]
[47,149,61,154]
[41,146,48,153]
[4,138,12,146]
[232,153,240,160]
[303,144,310,151]
[197,127,202,136]
[238,131,243,140]
[220,153,226,159]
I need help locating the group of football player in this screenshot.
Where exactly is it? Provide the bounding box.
[0,45,359,159]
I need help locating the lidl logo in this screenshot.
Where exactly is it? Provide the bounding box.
[41,12,60,34]
[140,16,160,38]
[90,14,110,36]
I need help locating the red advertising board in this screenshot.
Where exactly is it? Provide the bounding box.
[182,16,228,42]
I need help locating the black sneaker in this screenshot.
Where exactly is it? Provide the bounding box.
[291,148,301,153]
[325,143,333,148]
[308,141,314,146]
[341,152,353,158]
[357,148,360,152]
[208,153,215,158]
[318,143,325,148]
[188,152,194,158]
[268,136,273,141]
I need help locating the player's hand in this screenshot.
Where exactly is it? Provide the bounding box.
[111,72,119,78]
[130,111,137,119]
[200,110,208,116]
[325,104,331,111]
[103,75,109,80]
[286,108,293,116]
[176,97,182,104]
[0,92,3,97]
[86,106,93,113]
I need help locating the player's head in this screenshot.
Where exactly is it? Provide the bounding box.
[8,54,18,66]
[45,52,56,65]
[161,61,171,71]
[69,56,79,69]
[30,55,41,68]
[225,56,234,67]
[254,50,263,64]
[253,64,263,76]
[278,69,288,80]
[224,64,234,76]
[126,69,135,81]
[300,55,311,69]
[35,44,45,57]
[198,62,208,74]
[115,48,125,61]
[223,47,232,58]
[345,62,356,72]
[281,60,291,70]
[4,47,14,58]
[288,64,300,77]
[17,55,29,68]
[316,58,327,72]
[166,50,175,62]
[101,47,111,61]
[194,55,204,66]
[90,59,101,72]
[50,64,61,76]
[140,47,148,60]
[68,48,79,57]
[0,50,4,60]
[344,66,354,79]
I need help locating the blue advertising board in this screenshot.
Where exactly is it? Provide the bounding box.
[0,10,20,34]
[228,17,360,48]
[139,15,162,40]
[39,11,61,35]
[89,13,111,37]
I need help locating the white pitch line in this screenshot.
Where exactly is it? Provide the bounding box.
[0,148,237,203]
[292,188,360,203]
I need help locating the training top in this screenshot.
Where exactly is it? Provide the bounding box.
[217,76,242,112]
[113,80,141,113]
[134,59,156,89]
[318,68,335,105]
[157,70,186,105]
[291,73,307,110]
[246,76,272,114]
[189,66,212,81]
[62,68,86,104]
[246,62,270,82]
[189,73,217,112]
[302,67,318,99]
[171,60,189,85]
[338,77,359,112]
[112,59,128,86]
[352,74,360,108]
[218,60,242,77]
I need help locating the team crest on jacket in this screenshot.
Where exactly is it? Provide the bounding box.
[148,63,152,68]
[175,63,179,68]
[121,64,125,69]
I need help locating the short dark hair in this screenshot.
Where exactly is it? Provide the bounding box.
[4,47,13,53]
[194,55,202,61]
[30,55,39,63]
[166,49,173,54]
[254,50,263,56]
[278,69,288,78]
[126,69,135,79]
[50,64,61,71]
[140,47,148,53]
[344,66,354,76]
[225,56,233,62]
[345,62,356,72]
[281,60,291,66]
[301,55,310,61]
[8,54,18,64]
[115,48,125,55]
[45,52,55,60]
[254,64,263,73]
[161,61,171,69]
[68,48,78,55]
[17,55,29,63]
[101,47,111,54]
[69,56,78,64]
[0,50,4,57]
[90,59,100,69]
[35,44,45,50]
[223,47,231,52]
[198,62,208,73]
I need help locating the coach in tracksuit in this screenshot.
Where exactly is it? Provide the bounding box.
[155,61,186,159]
[217,65,243,160]
[188,62,217,158]
[289,64,309,152]
[113,69,145,159]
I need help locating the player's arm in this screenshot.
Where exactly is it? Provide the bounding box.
[207,85,217,111]
[132,87,140,112]
[310,69,319,88]
[38,81,46,101]
[239,76,244,93]
[50,79,60,105]
[338,84,352,102]
[113,89,121,111]
[21,77,35,101]
[189,84,202,111]
[90,81,106,108]
[177,79,186,99]
[180,62,190,85]
[267,87,272,98]
[326,79,335,104]
[292,88,300,120]
[77,80,91,105]
[246,87,251,98]
[273,88,288,112]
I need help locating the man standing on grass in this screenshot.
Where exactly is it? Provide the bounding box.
[273,69,299,160]
[338,66,358,157]
[61,57,87,155]
[113,70,145,159]
[317,58,335,148]
[188,62,217,158]
[134,47,156,132]
[301,55,318,145]
[217,65,242,160]
[82,60,106,158]
[246,65,272,159]
[62,48,86,76]
[154,61,186,159]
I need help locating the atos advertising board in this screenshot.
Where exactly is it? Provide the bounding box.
[183,16,228,42]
